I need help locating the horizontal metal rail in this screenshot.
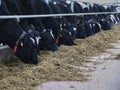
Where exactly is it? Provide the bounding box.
[102,2,120,5]
[67,0,120,5]
[0,12,120,19]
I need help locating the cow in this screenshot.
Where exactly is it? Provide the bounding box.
[72,1,96,37]
[30,0,75,46]
[0,0,39,64]
[51,1,78,40]
[4,0,59,51]
[94,4,113,30]
[106,5,120,24]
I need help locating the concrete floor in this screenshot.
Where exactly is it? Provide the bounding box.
[37,41,120,90]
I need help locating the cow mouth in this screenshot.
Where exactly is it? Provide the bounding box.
[20,55,39,65]
[46,43,59,51]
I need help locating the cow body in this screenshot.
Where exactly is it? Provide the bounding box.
[0,0,39,64]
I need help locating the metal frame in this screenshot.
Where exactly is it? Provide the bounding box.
[0,12,119,20]
[71,0,74,12]
[102,2,120,5]
[45,0,49,4]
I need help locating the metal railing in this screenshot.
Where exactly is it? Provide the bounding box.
[0,12,120,20]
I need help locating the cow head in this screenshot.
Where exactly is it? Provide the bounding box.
[56,28,75,46]
[67,23,77,40]
[39,29,59,51]
[0,0,39,64]
[14,31,39,64]
[99,18,112,30]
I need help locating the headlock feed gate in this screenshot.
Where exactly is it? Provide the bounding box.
[0,0,120,62]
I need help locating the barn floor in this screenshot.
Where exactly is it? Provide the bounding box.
[37,41,120,90]
[0,25,120,90]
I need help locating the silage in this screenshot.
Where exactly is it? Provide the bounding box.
[0,25,120,90]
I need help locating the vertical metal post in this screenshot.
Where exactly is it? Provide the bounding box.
[114,0,118,5]
[71,0,74,13]
[45,0,49,4]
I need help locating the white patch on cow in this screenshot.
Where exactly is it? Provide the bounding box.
[66,1,71,4]
[30,37,35,44]
[64,5,67,7]
[69,32,72,35]
[97,23,102,30]
[110,15,115,22]
[90,3,94,8]
[43,29,46,32]
[103,5,108,9]
[109,15,117,24]
[36,37,40,45]
[73,27,77,31]
[50,30,54,39]
[116,7,120,12]
[87,3,90,10]
[79,2,87,9]
[53,2,57,5]
[0,43,3,47]
[89,24,92,29]
[60,28,63,30]
[17,18,20,22]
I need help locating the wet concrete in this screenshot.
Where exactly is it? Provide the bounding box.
[37,41,120,90]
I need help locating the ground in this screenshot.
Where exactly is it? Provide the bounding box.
[37,41,120,90]
[0,25,120,90]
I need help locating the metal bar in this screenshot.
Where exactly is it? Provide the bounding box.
[45,0,49,4]
[67,0,100,4]
[102,2,120,5]
[0,12,120,19]
[67,0,120,5]
[71,0,74,12]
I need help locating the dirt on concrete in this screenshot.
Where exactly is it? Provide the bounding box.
[0,25,120,90]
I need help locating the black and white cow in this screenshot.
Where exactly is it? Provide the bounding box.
[0,0,39,64]
[106,5,120,24]
[94,5,113,30]
[73,2,96,37]
[5,0,59,51]
[51,1,78,40]
[29,0,76,46]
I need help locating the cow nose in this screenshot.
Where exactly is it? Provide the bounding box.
[47,43,59,51]
[30,55,39,65]
[52,43,59,51]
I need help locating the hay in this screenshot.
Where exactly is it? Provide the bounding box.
[0,25,120,90]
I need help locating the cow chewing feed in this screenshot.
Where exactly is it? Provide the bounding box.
[4,0,59,52]
[0,0,39,64]
[0,20,39,64]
